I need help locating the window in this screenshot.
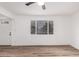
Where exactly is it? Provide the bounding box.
[49,21,53,34]
[31,21,53,34]
[31,21,35,34]
[37,21,47,34]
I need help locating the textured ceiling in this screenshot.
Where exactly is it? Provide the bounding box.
[0,2,79,15]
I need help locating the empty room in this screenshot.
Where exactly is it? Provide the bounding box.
[0,1,79,57]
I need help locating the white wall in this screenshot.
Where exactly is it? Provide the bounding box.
[0,6,13,18]
[0,6,73,46]
[12,15,72,46]
[71,11,79,49]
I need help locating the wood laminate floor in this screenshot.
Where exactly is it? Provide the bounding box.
[0,45,79,57]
